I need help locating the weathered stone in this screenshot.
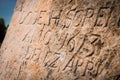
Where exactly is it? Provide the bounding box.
[0,0,120,80]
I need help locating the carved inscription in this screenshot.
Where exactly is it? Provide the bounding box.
[18,4,119,29]
[27,2,119,78]
[2,0,119,80]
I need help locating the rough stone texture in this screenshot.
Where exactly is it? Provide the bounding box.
[0,0,120,80]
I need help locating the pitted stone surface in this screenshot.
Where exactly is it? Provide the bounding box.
[0,0,120,80]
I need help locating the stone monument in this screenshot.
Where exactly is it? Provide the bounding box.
[0,0,120,80]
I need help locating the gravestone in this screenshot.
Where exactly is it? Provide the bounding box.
[0,0,120,80]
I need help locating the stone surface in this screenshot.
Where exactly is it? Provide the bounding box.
[0,0,120,80]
